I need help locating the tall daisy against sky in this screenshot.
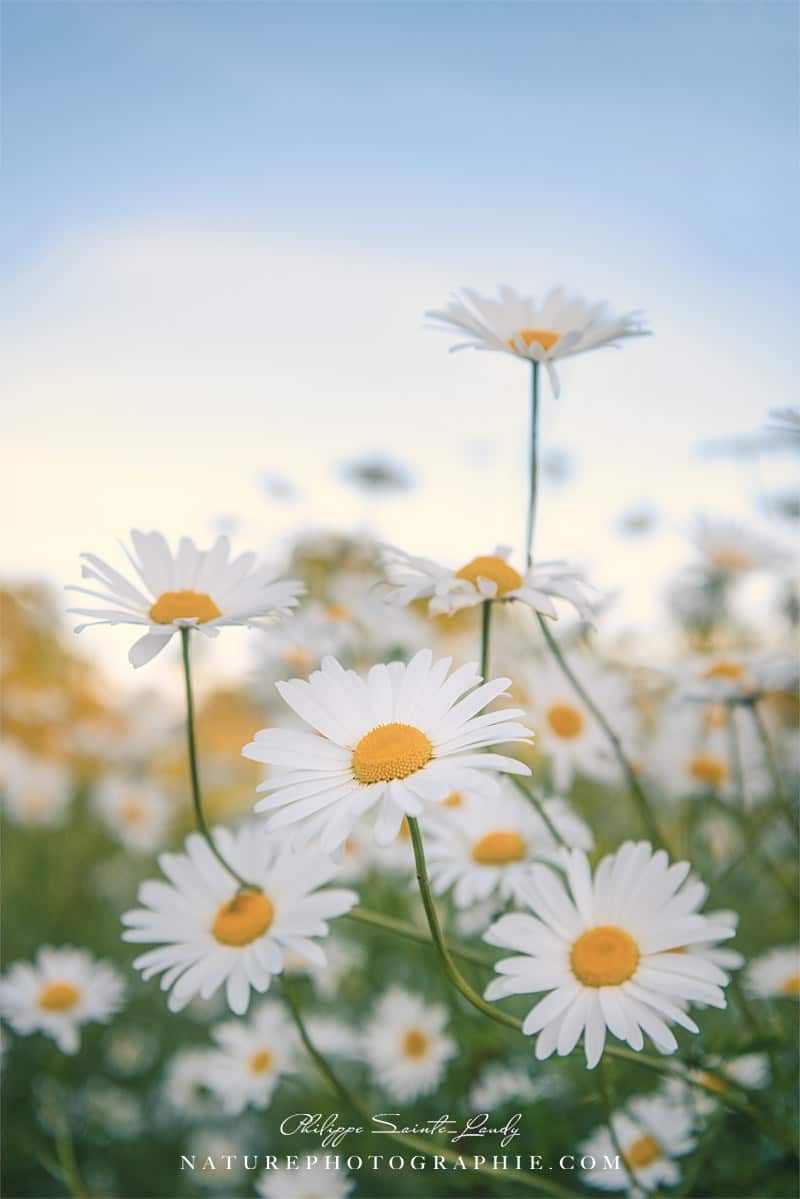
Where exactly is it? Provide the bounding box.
[121,825,357,1015]
[362,986,456,1101]
[68,529,303,668]
[243,648,533,851]
[483,842,734,1069]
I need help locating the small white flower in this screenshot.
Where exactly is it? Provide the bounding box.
[363,986,456,1101]
[661,1052,770,1120]
[381,544,595,621]
[93,777,170,853]
[243,648,533,852]
[675,650,799,704]
[423,782,593,908]
[205,1001,296,1114]
[161,1049,219,1121]
[284,937,366,1001]
[257,1157,354,1199]
[121,825,357,1015]
[186,1127,249,1189]
[68,529,304,667]
[745,944,800,999]
[0,946,125,1054]
[0,745,72,828]
[469,1062,560,1111]
[645,702,768,804]
[580,1094,696,1192]
[483,842,734,1069]
[689,516,790,578]
[426,285,648,396]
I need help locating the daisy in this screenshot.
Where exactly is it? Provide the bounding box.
[257,1157,354,1199]
[0,946,125,1054]
[284,937,366,1001]
[381,544,595,621]
[205,1001,296,1114]
[660,1052,770,1120]
[689,516,789,578]
[243,648,533,852]
[362,986,456,1101]
[483,842,734,1069]
[0,745,72,828]
[426,285,648,396]
[161,1049,219,1121]
[121,824,358,1015]
[676,650,799,704]
[645,703,768,804]
[186,1127,249,1191]
[468,1062,560,1111]
[68,529,304,667]
[92,777,170,853]
[579,1094,696,1192]
[423,782,593,908]
[745,945,800,999]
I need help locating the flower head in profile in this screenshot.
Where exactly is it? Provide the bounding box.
[204,1001,296,1114]
[660,1052,769,1121]
[689,516,789,579]
[363,986,456,1101]
[381,544,595,621]
[0,946,125,1054]
[68,530,304,667]
[580,1094,696,1192]
[483,842,734,1069]
[745,945,800,1000]
[121,825,357,1015]
[426,285,648,395]
[243,649,533,852]
[0,746,72,828]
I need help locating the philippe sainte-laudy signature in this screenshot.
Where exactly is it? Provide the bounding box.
[280,1112,522,1150]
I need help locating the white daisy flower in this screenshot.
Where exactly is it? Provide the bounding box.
[121,825,358,1015]
[104,1026,159,1077]
[423,782,593,908]
[675,650,799,704]
[205,1001,296,1115]
[579,1094,696,1192]
[0,946,125,1055]
[256,1157,354,1199]
[745,944,800,999]
[68,529,304,667]
[161,1049,219,1121]
[661,1052,770,1120]
[426,285,649,396]
[302,1015,363,1061]
[284,937,366,1001]
[0,745,72,828]
[690,516,790,578]
[92,777,170,853]
[483,842,734,1069]
[362,986,456,1102]
[520,654,638,790]
[381,544,595,621]
[186,1126,249,1190]
[243,648,533,852]
[468,1062,560,1111]
[645,703,768,804]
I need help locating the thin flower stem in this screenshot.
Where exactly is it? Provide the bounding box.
[480,599,492,677]
[179,628,248,889]
[747,698,798,842]
[599,1059,648,1196]
[279,977,572,1198]
[525,360,540,568]
[535,613,668,851]
[344,906,497,969]
[510,775,570,848]
[725,707,747,812]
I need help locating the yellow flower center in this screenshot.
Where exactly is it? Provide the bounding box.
[352,723,433,784]
[782,974,800,995]
[508,328,561,353]
[472,830,527,866]
[624,1134,662,1170]
[285,645,314,672]
[249,1049,273,1075]
[324,602,352,622]
[149,590,221,625]
[212,891,274,947]
[703,659,745,681]
[570,926,640,987]
[699,1071,729,1093]
[710,548,753,572]
[443,790,464,808]
[39,981,80,1012]
[455,555,523,596]
[689,753,728,787]
[547,703,584,739]
[703,703,729,731]
[402,1028,429,1059]
[121,798,147,826]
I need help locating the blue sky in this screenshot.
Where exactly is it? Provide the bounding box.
[2,1,797,682]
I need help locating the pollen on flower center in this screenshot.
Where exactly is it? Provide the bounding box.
[704,660,745,681]
[570,925,640,987]
[443,791,464,808]
[624,1134,662,1170]
[547,704,584,739]
[402,1028,429,1059]
[212,890,274,947]
[149,590,222,625]
[39,981,80,1012]
[455,555,523,596]
[472,830,527,866]
[782,974,800,995]
[689,754,728,787]
[249,1049,273,1075]
[352,723,433,785]
[121,799,147,826]
[508,328,561,353]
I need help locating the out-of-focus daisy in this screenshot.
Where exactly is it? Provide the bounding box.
[468,1062,560,1110]
[121,825,358,1015]
[257,1157,354,1199]
[661,1052,769,1120]
[520,655,638,790]
[77,1078,144,1141]
[243,649,533,852]
[0,746,72,828]
[645,703,768,804]
[186,1126,249,1190]
[161,1049,218,1121]
[423,782,593,908]
[579,1094,696,1192]
[381,544,595,621]
[689,516,789,578]
[302,1015,362,1060]
[68,530,304,667]
[363,987,456,1101]
[205,1002,296,1114]
[676,650,799,704]
[0,946,125,1054]
[426,286,648,396]
[745,945,800,999]
[483,842,734,1069]
[284,937,366,1001]
[92,777,170,853]
[104,1026,159,1077]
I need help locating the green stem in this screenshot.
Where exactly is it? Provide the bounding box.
[725,707,747,812]
[480,599,492,677]
[535,613,667,851]
[525,360,540,567]
[748,699,798,842]
[599,1059,646,1195]
[510,776,570,848]
[179,628,248,888]
[345,906,497,970]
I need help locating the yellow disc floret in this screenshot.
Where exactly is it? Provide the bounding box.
[352,723,432,784]
[39,981,81,1012]
[688,754,728,788]
[508,329,561,353]
[624,1134,662,1169]
[455,555,523,596]
[212,891,274,947]
[782,974,800,996]
[547,704,584,739]
[472,830,527,866]
[570,925,640,987]
[402,1028,429,1059]
[249,1049,273,1075]
[149,590,222,625]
